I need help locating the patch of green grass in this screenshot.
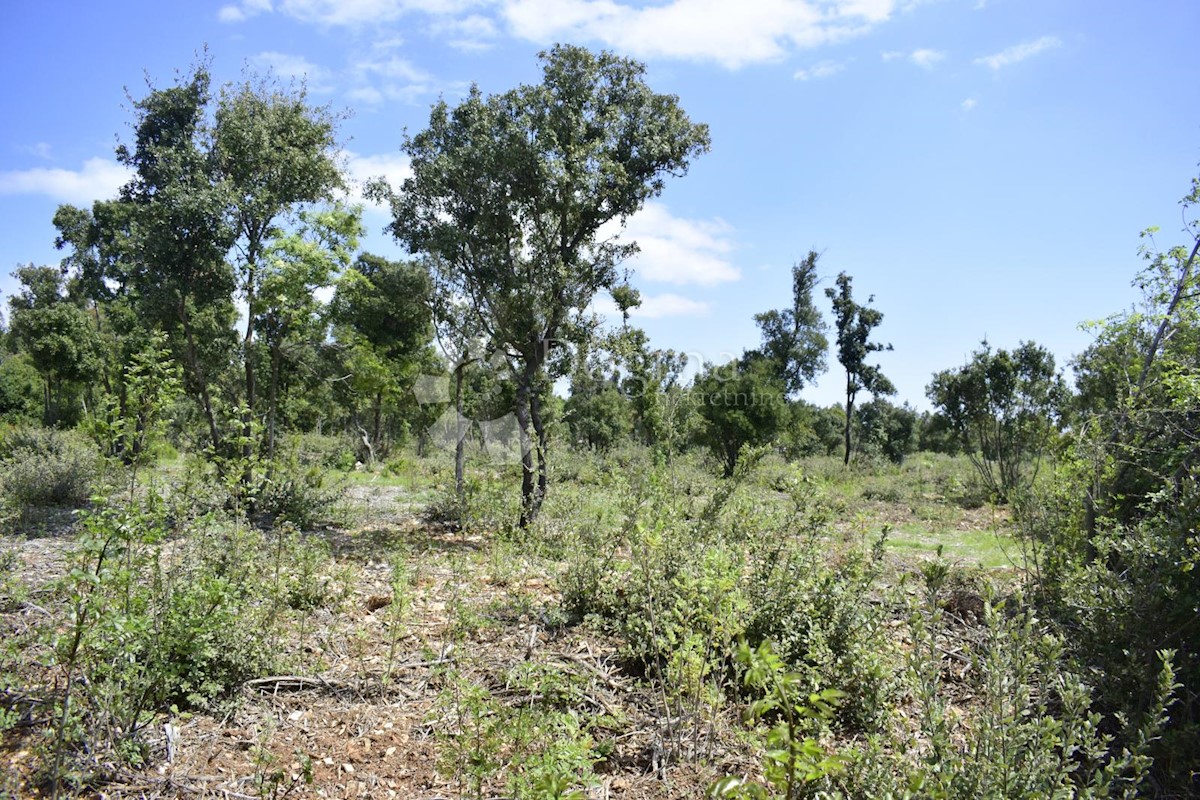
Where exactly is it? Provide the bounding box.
[885,521,1025,569]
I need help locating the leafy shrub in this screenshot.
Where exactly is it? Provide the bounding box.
[28,496,336,789]
[743,528,896,733]
[257,461,346,529]
[831,591,1174,799]
[0,426,97,514]
[285,432,359,471]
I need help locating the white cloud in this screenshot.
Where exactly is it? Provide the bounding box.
[343,151,413,188]
[974,35,1061,70]
[251,52,334,92]
[18,142,54,160]
[428,13,499,51]
[631,293,711,319]
[218,0,272,22]
[0,157,130,204]
[277,0,481,26]
[603,202,740,287]
[880,50,903,61]
[794,60,845,80]
[961,97,977,111]
[500,0,898,69]
[350,56,449,105]
[909,48,944,68]
[589,290,711,320]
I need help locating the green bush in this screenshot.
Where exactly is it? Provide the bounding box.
[743,528,896,733]
[257,460,346,530]
[831,591,1174,799]
[29,497,336,789]
[0,426,97,514]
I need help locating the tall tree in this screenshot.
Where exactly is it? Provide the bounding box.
[375,44,710,526]
[751,251,828,394]
[826,272,895,465]
[113,63,237,452]
[213,75,343,462]
[258,203,363,460]
[329,253,435,461]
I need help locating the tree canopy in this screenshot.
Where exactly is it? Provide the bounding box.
[375,44,710,525]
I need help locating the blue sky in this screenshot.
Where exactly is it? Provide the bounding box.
[2,0,1198,410]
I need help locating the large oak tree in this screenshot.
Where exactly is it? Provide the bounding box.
[375,44,710,525]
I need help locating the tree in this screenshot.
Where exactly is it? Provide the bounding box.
[258,203,363,460]
[213,75,344,461]
[855,397,919,464]
[7,265,100,425]
[112,63,238,452]
[693,358,789,477]
[376,44,710,526]
[750,251,828,394]
[329,253,435,461]
[928,341,1065,503]
[825,272,895,465]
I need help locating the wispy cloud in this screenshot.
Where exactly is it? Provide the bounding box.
[0,158,130,204]
[975,35,1061,70]
[909,48,944,69]
[500,0,898,69]
[603,202,741,287]
[427,13,498,51]
[961,97,977,111]
[218,0,273,23]
[250,52,334,92]
[590,291,711,320]
[794,60,846,81]
[348,55,452,105]
[274,0,482,26]
[631,293,712,319]
[18,142,54,160]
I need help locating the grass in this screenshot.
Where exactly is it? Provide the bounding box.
[885,521,1024,570]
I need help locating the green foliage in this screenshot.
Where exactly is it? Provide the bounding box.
[709,641,845,800]
[749,251,829,395]
[825,272,895,465]
[7,265,100,426]
[743,523,896,732]
[0,352,42,424]
[0,426,97,518]
[564,367,630,451]
[928,340,1065,504]
[692,358,789,476]
[855,397,919,464]
[434,664,601,799]
[257,455,346,530]
[377,43,710,525]
[832,590,1174,799]
[329,252,435,460]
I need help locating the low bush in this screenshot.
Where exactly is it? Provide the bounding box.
[0,426,98,518]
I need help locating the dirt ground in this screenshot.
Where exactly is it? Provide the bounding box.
[0,483,764,798]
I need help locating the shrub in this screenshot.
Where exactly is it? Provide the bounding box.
[743,527,896,733]
[0,426,97,515]
[831,590,1175,799]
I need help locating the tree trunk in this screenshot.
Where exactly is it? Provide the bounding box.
[242,258,258,470]
[515,374,537,528]
[372,391,383,459]
[843,381,854,466]
[529,379,549,517]
[266,341,281,463]
[454,365,466,500]
[179,300,222,453]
